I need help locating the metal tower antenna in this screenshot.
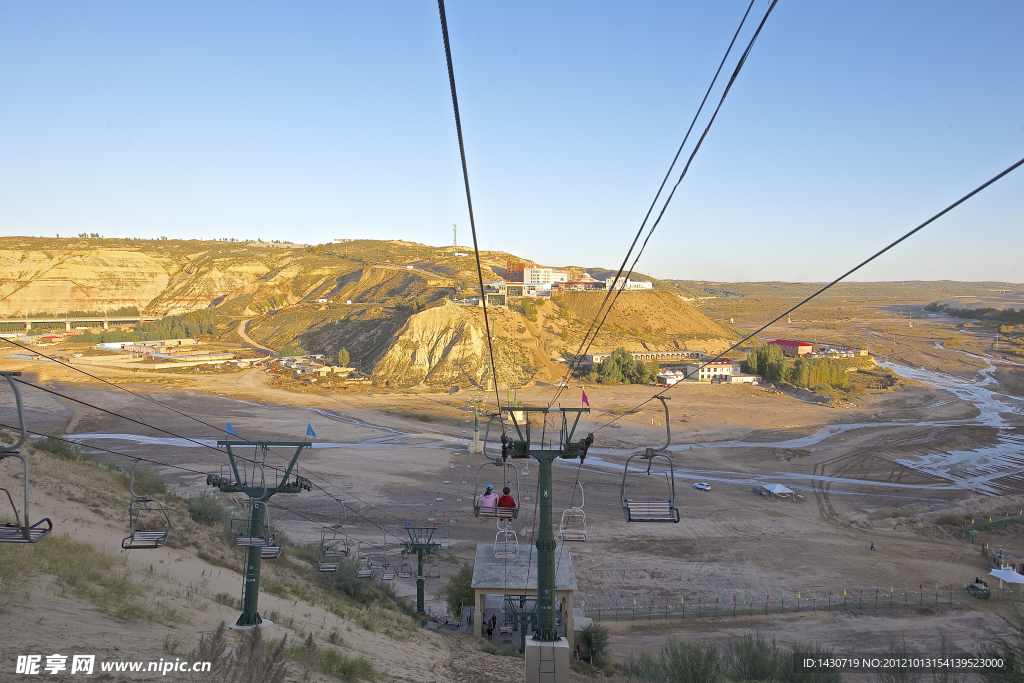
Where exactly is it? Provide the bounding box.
[453,223,458,249]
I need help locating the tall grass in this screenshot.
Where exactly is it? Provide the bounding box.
[32,430,91,462]
[618,633,842,683]
[31,534,186,625]
[284,632,381,681]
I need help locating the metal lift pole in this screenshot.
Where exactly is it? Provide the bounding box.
[403,525,440,615]
[500,407,592,641]
[213,440,310,629]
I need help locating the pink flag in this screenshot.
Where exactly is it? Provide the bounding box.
[582,390,590,407]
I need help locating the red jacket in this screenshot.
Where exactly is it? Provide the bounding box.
[497,494,516,508]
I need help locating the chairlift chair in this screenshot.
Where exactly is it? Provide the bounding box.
[381,561,396,581]
[317,525,349,572]
[398,560,413,579]
[0,372,51,544]
[494,519,519,558]
[559,482,587,542]
[473,460,520,520]
[121,459,171,550]
[427,554,441,580]
[231,499,275,545]
[355,544,373,578]
[621,449,680,523]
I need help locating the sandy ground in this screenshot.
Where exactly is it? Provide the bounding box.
[2,315,1024,679]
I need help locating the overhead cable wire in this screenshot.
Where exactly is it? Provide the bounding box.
[0,420,408,543]
[7,373,423,533]
[598,155,1024,432]
[566,0,779,397]
[549,0,765,406]
[0,336,241,439]
[437,0,503,415]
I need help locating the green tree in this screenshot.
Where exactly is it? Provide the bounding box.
[791,357,809,387]
[337,348,350,367]
[444,562,474,614]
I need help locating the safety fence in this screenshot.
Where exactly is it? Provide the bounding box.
[582,586,1024,623]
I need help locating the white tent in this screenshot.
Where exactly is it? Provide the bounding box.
[763,483,794,496]
[989,569,1024,585]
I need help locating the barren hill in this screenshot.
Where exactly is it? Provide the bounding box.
[0,236,738,385]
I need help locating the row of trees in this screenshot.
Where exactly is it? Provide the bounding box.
[74,309,219,344]
[593,348,660,385]
[746,344,849,390]
[926,301,1024,325]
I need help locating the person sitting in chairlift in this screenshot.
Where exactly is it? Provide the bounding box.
[497,486,516,509]
[479,484,499,509]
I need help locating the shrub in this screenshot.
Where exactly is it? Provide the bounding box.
[444,562,474,613]
[892,508,907,518]
[318,557,368,598]
[937,512,963,526]
[581,623,611,668]
[32,430,89,461]
[126,467,166,497]
[660,638,723,683]
[187,492,230,527]
[726,633,780,682]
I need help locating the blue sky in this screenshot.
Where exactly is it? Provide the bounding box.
[1,1,1021,282]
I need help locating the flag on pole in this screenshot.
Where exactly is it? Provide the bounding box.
[306,423,317,440]
[226,423,239,436]
[581,390,590,407]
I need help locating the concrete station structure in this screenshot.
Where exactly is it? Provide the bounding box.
[470,543,578,653]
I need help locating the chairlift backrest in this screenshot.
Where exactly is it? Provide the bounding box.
[0,372,52,544]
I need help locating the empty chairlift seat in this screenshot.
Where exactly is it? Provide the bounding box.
[0,373,53,544]
[318,525,349,572]
[122,459,171,550]
[621,450,680,523]
[559,482,587,542]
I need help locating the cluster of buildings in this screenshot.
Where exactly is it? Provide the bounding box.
[765,339,868,359]
[93,338,236,365]
[262,355,356,379]
[478,261,653,305]
[656,360,760,386]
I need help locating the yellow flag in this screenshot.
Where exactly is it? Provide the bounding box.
[633,598,636,605]
[798,592,801,599]
[843,589,847,596]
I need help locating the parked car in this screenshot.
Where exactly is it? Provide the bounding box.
[694,482,711,491]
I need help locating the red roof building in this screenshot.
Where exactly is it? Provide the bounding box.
[767,339,813,357]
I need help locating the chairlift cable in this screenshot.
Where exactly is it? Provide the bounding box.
[437,0,504,418]
[548,0,765,407]
[6,376,411,531]
[598,154,1024,432]
[0,336,250,440]
[558,0,779,405]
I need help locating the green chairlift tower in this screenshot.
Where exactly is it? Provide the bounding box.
[209,441,311,629]
[499,406,592,681]
[402,525,441,614]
